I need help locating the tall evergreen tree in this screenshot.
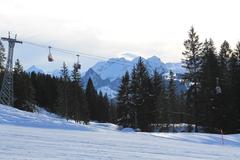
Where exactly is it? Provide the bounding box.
[199,39,219,131]
[97,92,109,122]
[226,42,240,131]
[155,80,167,129]
[13,59,35,111]
[149,69,163,129]
[85,78,98,120]
[117,71,132,127]
[217,41,232,131]
[57,62,70,119]
[129,66,138,128]
[234,42,240,129]
[129,57,151,131]
[182,26,202,132]
[69,65,89,123]
[218,40,231,92]
[166,70,177,131]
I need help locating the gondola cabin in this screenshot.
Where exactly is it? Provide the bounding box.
[48,46,54,62]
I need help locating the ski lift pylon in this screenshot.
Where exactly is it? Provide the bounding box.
[48,46,54,62]
[74,54,81,70]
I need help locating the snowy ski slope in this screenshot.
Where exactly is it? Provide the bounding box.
[0,104,240,160]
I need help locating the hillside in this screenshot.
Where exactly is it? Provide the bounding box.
[0,105,240,160]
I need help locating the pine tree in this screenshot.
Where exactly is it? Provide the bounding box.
[129,66,138,128]
[0,40,5,72]
[71,66,81,83]
[218,40,231,92]
[61,62,70,82]
[182,26,202,132]
[57,62,70,119]
[14,59,23,74]
[226,42,240,132]
[117,72,130,125]
[69,65,89,123]
[155,80,167,130]
[97,93,110,122]
[166,70,177,131]
[129,57,151,131]
[149,69,163,130]
[13,59,35,111]
[117,71,132,127]
[234,42,240,130]
[199,39,219,131]
[217,41,232,131]
[85,78,98,120]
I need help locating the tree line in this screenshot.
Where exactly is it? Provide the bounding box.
[117,27,240,133]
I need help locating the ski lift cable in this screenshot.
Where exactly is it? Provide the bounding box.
[52,47,135,67]
[22,40,135,67]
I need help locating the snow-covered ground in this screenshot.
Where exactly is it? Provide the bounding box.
[0,105,240,160]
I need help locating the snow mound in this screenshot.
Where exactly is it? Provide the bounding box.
[0,104,118,132]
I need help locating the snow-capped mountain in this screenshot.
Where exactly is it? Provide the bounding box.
[26,66,61,77]
[82,56,186,98]
[145,56,167,74]
[90,58,134,82]
[26,65,44,74]
[89,56,168,82]
[165,62,186,74]
[82,68,111,89]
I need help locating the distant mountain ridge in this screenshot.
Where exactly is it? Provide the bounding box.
[88,56,168,82]
[26,65,44,74]
[82,56,186,98]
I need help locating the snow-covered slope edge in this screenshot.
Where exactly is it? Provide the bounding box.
[151,132,240,147]
[1,104,240,147]
[0,104,118,131]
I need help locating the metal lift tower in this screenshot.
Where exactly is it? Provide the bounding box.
[0,32,22,106]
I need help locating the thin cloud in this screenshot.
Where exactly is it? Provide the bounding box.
[0,0,239,71]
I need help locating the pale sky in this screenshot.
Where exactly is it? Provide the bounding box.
[0,0,240,72]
